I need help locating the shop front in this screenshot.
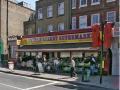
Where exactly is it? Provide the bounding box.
[18,29,99,58]
[16,29,100,74]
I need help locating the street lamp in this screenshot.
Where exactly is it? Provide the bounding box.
[6,0,9,60]
[99,21,106,84]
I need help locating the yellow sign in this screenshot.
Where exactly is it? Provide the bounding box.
[21,32,92,45]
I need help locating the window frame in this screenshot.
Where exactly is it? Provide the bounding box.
[37,27,43,34]
[58,2,64,16]
[91,0,100,5]
[38,8,43,20]
[47,5,53,18]
[72,0,76,9]
[107,11,116,22]
[58,23,64,31]
[48,24,53,32]
[91,13,100,25]
[79,0,87,8]
[79,15,87,29]
[72,17,76,30]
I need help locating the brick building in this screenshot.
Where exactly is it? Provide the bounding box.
[24,0,71,35]
[0,0,34,60]
[19,0,119,75]
[71,0,119,75]
[20,0,96,61]
[71,0,119,29]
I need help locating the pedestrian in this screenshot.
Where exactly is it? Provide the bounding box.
[70,58,77,78]
[36,54,44,73]
[81,52,85,81]
[54,57,60,74]
[90,54,96,75]
[33,57,38,73]
[42,55,47,72]
[17,56,22,69]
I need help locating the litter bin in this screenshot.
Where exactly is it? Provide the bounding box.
[8,61,14,71]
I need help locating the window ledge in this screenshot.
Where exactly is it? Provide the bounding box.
[72,7,76,9]
[79,4,87,8]
[107,0,115,3]
[91,2,100,5]
[46,16,53,19]
[58,14,64,17]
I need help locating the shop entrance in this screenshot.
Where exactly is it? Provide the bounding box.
[104,48,112,75]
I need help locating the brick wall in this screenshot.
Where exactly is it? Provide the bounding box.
[72,0,119,28]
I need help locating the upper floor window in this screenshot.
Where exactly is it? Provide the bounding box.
[72,0,76,9]
[79,15,87,29]
[37,27,43,34]
[38,8,43,20]
[91,0,100,5]
[91,13,100,25]
[58,2,64,15]
[48,24,53,32]
[47,6,53,18]
[107,11,116,22]
[72,17,76,29]
[107,0,116,2]
[58,23,64,31]
[80,0,87,8]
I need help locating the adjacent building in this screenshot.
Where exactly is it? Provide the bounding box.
[0,0,34,60]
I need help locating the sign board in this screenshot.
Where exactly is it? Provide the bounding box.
[113,22,120,37]
[20,32,92,45]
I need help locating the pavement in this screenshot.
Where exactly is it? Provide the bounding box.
[0,67,119,90]
[0,72,114,90]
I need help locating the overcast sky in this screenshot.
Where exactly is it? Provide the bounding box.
[18,0,38,10]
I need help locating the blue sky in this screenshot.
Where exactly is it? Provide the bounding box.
[18,0,38,10]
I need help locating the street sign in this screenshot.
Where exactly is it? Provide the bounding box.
[113,22,120,37]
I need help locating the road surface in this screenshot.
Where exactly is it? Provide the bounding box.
[0,72,116,90]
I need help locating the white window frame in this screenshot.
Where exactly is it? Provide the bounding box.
[107,0,115,2]
[91,13,100,25]
[91,0,100,5]
[79,15,87,29]
[72,17,76,30]
[37,27,43,34]
[58,23,64,31]
[58,2,64,15]
[79,0,87,8]
[38,8,43,20]
[48,24,53,32]
[72,0,76,9]
[47,5,53,18]
[107,11,116,22]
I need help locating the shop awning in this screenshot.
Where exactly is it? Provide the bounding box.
[16,43,99,52]
[16,48,98,52]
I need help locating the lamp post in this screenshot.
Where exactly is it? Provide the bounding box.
[99,21,107,84]
[6,0,9,60]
